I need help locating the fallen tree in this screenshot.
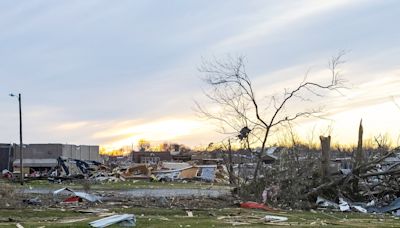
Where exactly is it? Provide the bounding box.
[237,138,400,211]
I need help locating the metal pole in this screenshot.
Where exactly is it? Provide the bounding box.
[7,143,12,171]
[18,93,23,185]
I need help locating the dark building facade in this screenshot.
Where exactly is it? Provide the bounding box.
[132,151,172,164]
[0,144,13,171]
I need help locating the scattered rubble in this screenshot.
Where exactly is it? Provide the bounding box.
[22,197,42,206]
[3,142,400,226]
[41,157,231,184]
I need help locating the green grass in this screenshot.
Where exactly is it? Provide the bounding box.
[12,179,231,191]
[0,207,399,227]
[2,180,399,227]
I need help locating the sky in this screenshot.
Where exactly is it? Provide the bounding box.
[0,0,399,150]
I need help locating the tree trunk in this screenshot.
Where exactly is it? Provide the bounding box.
[227,139,235,185]
[253,130,269,180]
[355,119,364,166]
[320,136,331,180]
[352,119,363,193]
[253,159,262,180]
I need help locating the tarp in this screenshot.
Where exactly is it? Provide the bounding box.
[240,202,274,211]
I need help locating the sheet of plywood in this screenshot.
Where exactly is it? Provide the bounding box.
[179,167,199,179]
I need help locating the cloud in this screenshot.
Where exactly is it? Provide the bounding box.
[0,1,399,148]
[92,116,218,149]
[55,121,90,131]
[213,0,360,51]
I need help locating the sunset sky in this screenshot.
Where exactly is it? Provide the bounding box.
[0,0,399,150]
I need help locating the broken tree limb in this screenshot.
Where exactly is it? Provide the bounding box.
[307,149,400,200]
[355,151,394,173]
[306,173,351,199]
[360,168,400,178]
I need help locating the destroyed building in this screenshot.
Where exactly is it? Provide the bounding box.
[12,144,101,173]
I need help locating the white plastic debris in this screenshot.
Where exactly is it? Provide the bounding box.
[340,169,351,175]
[262,189,268,203]
[264,215,288,223]
[316,196,339,209]
[353,205,367,213]
[339,198,350,212]
[367,200,375,207]
[89,214,136,227]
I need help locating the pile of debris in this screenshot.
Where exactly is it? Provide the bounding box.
[47,157,110,182]
[45,158,230,184]
[151,162,229,183]
[241,146,400,216]
[309,148,400,215]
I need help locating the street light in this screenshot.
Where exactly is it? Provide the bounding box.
[9,93,23,185]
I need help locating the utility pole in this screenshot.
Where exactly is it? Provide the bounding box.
[10,93,23,185]
[18,93,23,185]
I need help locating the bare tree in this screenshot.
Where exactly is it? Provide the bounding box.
[196,52,346,180]
[374,133,393,151]
[137,139,151,152]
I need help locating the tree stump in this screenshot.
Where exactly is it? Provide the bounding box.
[320,136,331,180]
